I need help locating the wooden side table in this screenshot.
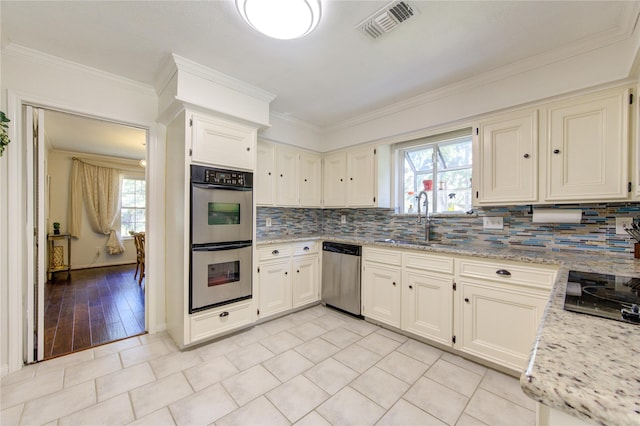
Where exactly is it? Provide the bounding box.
[47,233,71,281]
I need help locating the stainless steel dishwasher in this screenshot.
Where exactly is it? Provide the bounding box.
[321,242,362,316]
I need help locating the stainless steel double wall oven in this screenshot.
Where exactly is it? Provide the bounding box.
[190,165,253,313]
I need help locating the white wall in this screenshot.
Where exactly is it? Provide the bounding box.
[0,44,161,374]
[47,150,143,269]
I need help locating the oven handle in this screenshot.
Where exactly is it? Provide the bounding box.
[192,242,252,252]
[192,183,252,191]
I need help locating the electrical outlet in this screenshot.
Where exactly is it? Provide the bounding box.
[616,217,633,235]
[483,216,504,230]
[265,217,272,227]
[340,215,347,224]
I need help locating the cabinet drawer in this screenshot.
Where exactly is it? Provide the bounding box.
[292,241,319,256]
[457,258,556,290]
[363,247,402,266]
[257,244,292,260]
[190,301,253,343]
[403,252,454,274]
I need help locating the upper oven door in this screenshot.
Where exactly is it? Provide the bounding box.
[191,184,253,245]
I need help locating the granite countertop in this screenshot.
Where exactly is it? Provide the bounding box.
[258,234,640,425]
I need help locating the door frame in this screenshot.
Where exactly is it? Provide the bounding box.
[5,90,164,371]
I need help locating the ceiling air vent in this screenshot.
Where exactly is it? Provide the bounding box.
[357,1,420,40]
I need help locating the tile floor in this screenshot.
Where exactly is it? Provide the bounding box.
[1,305,536,426]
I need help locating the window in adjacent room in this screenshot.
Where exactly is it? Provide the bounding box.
[396,129,472,214]
[120,177,146,235]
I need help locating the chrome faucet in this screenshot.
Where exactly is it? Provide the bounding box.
[416,191,431,242]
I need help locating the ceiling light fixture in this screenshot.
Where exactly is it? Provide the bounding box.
[236,0,321,40]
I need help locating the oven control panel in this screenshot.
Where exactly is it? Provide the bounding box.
[191,165,253,189]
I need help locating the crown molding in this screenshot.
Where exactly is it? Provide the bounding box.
[327,2,640,132]
[2,43,156,96]
[269,110,321,132]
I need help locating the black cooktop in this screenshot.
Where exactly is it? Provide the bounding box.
[564,270,640,324]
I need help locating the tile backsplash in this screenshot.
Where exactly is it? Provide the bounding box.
[257,203,640,255]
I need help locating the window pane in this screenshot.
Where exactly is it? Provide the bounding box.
[436,168,472,212]
[407,147,433,172]
[438,139,472,169]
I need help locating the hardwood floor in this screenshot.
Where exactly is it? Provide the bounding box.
[44,264,145,359]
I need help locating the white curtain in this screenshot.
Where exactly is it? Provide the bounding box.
[69,158,126,254]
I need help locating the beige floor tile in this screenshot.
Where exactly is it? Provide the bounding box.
[259,330,304,354]
[351,367,410,409]
[295,337,340,364]
[341,318,379,336]
[263,350,314,383]
[316,386,385,426]
[294,410,331,426]
[397,339,443,365]
[357,333,402,356]
[266,375,329,423]
[120,340,170,368]
[232,326,271,347]
[93,336,141,358]
[304,357,359,395]
[456,413,489,426]
[303,305,329,318]
[441,352,488,376]
[425,359,483,397]
[149,349,202,379]
[404,377,468,425]
[319,327,362,348]
[58,393,134,426]
[464,388,535,426]
[377,399,446,426]
[35,349,94,376]
[1,403,23,426]
[129,373,193,419]
[288,322,327,341]
[183,355,239,391]
[332,343,382,373]
[479,369,536,410]
[375,327,409,343]
[225,342,275,371]
[64,353,123,387]
[127,407,176,426]
[216,396,289,426]
[1,365,36,387]
[169,383,237,425]
[288,310,319,325]
[194,338,240,360]
[222,365,280,406]
[376,351,428,384]
[1,369,63,408]
[259,316,296,335]
[311,313,347,330]
[96,362,156,402]
[20,381,96,426]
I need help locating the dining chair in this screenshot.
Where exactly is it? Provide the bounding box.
[133,232,145,287]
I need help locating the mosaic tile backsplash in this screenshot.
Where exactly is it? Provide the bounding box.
[257,203,640,255]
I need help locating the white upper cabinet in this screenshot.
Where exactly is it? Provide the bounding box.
[190,113,256,170]
[255,140,275,205]
[323,152,348,207]
[299,152,322,207]
[275,145,300,206]
[544,87,630,202]
[347,147,377,207]
[474,109,538,204]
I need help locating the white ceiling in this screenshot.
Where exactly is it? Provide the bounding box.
[2,1,639,155]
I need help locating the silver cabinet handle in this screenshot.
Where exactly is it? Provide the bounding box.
[496,269,511,276]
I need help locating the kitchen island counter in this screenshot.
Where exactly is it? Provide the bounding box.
[258,235,640,425]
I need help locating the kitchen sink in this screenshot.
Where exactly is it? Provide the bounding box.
[373,238,455,248]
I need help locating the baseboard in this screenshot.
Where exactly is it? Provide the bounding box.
[1,363,9,377]
[71,261,136,270]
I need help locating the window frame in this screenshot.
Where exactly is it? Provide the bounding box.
[120,174,146,237]
[395,128,473,215]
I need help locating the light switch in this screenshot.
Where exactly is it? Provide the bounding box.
[341,215,346,224]
[266,217,272,227]
[483,216,504,230]
[616,217,633,235]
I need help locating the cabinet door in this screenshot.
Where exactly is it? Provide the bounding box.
[299,152,322,207]
[323,152,347,207]
[546,88,629,201]
[347,147,376,207]
[258,260,291,319]
[457,279,548,371]
[191,114,256,170]
[475,110,538,204]
[362,263,401,328]
[402,270,453,347]
[292,254,319,308]
[275,146,300,206]
[256,140,275,205]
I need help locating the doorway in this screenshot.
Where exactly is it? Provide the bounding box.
[28,107,149,361]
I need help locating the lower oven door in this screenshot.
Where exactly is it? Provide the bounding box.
[190,243,252,313]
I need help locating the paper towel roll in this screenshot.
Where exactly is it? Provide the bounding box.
[531,209,582,223]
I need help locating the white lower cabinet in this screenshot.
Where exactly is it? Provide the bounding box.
[257,241,319,320]
[362,262,402,328]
